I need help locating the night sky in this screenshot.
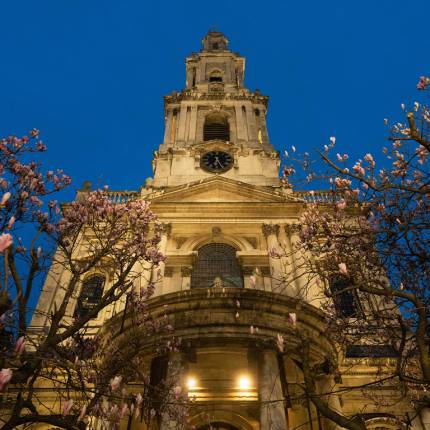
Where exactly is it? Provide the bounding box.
[1,0,429,202]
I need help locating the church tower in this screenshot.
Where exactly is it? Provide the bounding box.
[29,31,412,430]
[151,30,279,189]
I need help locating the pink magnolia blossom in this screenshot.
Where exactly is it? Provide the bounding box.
[119,403,128,419]
[78,404,87,421]
[352,162,365,176]
[62,399,74,416]
[268,248,283,259]
[329,136,336,145]
[173,385,182,399]
[0,234,13,253]
[235,312,240,319]
[14,336,25,355]
[0,368,12,391]
[288,312,297,327]
[364,153,374,162]
[249,275,256,287]
[337,200,347,210]
[7,216,15,229]
[417,76,430,90]
[110,375,122,391]
[338,263,348,275]
[0,192,11,206]
[276,334,284,352]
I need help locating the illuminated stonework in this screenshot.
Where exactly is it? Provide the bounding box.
[30,31,414,430]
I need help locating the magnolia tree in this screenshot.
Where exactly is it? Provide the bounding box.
[0,132,187,429]
[275,76,430,430]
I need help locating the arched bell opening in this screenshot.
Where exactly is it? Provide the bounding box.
[190,243,244,289]
[203,112,230,142]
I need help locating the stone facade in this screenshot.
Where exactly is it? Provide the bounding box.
[30,31,421,430]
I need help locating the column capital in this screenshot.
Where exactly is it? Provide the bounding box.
[181,266,192,277]
[262,223,279,238]
[284,223,299,235]
[159,222,172,237]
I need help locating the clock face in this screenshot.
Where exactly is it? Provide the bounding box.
[201,151,233,173]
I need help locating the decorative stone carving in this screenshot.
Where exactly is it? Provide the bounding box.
[164,267,173,277]
[261,267,271,276]
[181,266,192,277]
[212,226,222,236]
[160,222,172,237]
[262,223,279,238]
[242,267,254,275]
[175,237,187,249]
[284,224,300,234]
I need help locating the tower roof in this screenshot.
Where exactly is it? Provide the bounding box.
[202,30,229,52]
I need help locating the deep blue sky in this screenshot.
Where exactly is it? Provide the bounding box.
[1,0,429,201]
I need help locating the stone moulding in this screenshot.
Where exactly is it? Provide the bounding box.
[101,288,335,363]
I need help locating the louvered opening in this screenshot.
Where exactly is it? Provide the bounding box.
[204,114,229,141]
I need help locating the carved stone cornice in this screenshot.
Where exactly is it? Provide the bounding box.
[262,223,280,238]
[164,90,268,107]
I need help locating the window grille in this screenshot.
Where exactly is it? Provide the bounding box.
[74,275,105,318]
[203,114,230,141]
[191,243,244,289]
[330,276,359,318]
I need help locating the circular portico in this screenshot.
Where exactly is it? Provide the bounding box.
[103,288,335,430]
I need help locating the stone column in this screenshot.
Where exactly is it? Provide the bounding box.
[163,109,173,145]
[176,105,188,144]
[152,223,171,296]
[277,225,296,297]
[235,105,246,141]
[181,266,192,290]
[421,409,430,430]
[284,224,304,299]
[262,223,282,292]
[188,106,198,143]
[245,104,257,142]
[317,374,343,430]
[160,352,185,430]
[259,349,288,430]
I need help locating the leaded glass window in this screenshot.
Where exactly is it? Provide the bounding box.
[191,243,243,289]
[74,275,105,318]
[330,276,359,318]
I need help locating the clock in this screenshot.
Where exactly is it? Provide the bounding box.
[201,151,233,173]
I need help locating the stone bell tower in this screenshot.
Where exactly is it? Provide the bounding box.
[152,30,280,189]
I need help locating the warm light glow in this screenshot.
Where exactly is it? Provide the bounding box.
[187,376,197,389]
[238,375,251,390]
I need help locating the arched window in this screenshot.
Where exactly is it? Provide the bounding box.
[330,276,360,318]
[191,243,243,289]
[203,113,230,141]
[74,275,105,319]
[209,70,223,83]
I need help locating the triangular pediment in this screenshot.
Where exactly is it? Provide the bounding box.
[148,177,295,203]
